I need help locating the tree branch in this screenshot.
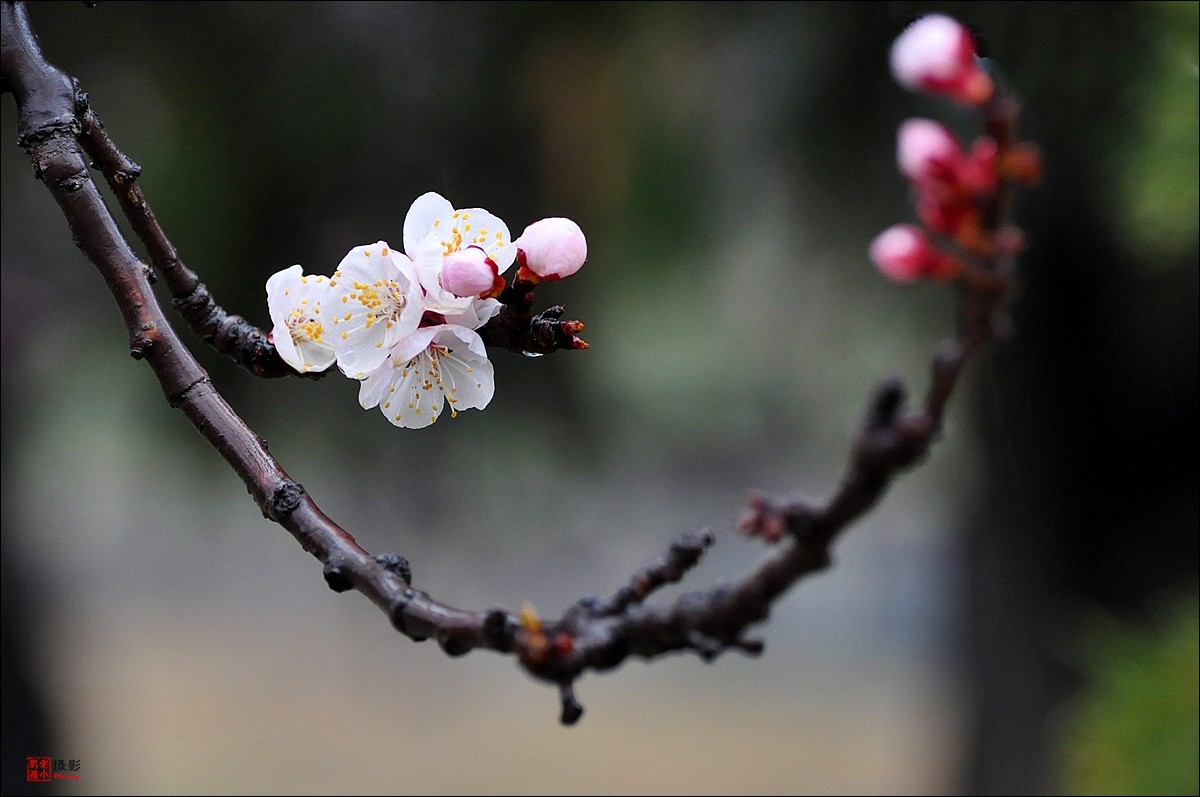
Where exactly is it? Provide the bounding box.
[2,1,1025,725]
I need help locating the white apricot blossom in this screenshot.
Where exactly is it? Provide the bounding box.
[357,324,494,429]
[266,265,336,373]
[325,241,425,379]
[402,191,514,321]
[264,192,589,430]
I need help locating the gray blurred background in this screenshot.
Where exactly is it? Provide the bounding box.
[2,2,1196,794]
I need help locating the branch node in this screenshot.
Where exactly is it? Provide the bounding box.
[867,377,907,433]
[373,553,412,585]
[322,562,353,593]
[559,682,584,726]
[437,628,473,657]
[164,376,211,409]
[390,589,430,641]
[736,637,766,657]
[268,480,305,521]
[72,85,87,111]
[673,528,715,557]
[573,594,602,616]
[482,608,517,650]
[687,631,723,662]
[55,168,87,193]
[738,490,787,543]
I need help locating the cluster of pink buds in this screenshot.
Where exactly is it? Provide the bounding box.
[872,14,1040,284]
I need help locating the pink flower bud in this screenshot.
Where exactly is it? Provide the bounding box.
[889,14,994,106]
[440,246,498,298]
[897,118,962,182]
[869,224,959,283]
[515,217,587,281]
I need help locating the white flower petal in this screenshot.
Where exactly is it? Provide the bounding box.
[413,233,452,297]
[403,192,453,257]
[438,323,489,359]
[490,241,517,272]
[456,208,515,271]
[328,241,423,378]
[362,325,495,428]
[391,326,442,364]
[266,264,336,373]
[357,360,393,410]
[442,298,500,330]
[438,341,494,412]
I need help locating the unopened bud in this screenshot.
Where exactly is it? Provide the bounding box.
[869,224,960,283]
[890,14,994,106]
[897,118,962,181]
[440,246,498,298]
[515,217,587,281]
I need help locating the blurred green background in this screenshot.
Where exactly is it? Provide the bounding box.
[2,2,1196,794]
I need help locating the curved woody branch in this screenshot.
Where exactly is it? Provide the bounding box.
[1,1,1028,725]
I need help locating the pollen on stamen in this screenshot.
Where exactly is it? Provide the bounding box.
[382,247,389,256]
[364,250,372,257]
[344,312,351,320]
[284,289,290,296]
[341,331,348,340]
[301,276,308,284]
[341,296,348,303]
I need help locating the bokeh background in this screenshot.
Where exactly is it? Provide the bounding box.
[2,2,1196,794]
